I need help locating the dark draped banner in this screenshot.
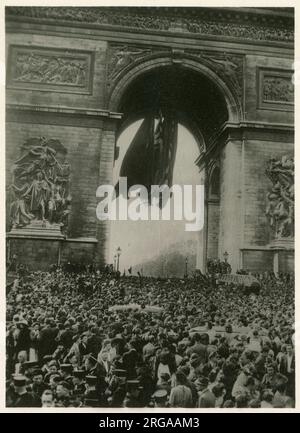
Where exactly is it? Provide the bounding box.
[117,112,178,200]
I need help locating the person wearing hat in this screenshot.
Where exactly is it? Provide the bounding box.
[235,393,249,408]
[186,333,208,366]
[197,376,216,408]
[69,389,84,408]
[188,353,202,381]
[55,381,72,407]
[59,364,73,382]
[46,360,59,376]
[136,364,156,407]
[38,319,59,361]
[107,381,125,408]
[278,343,295,399]
[83,354,97,375]
[28,369,47,406]
[48,374,62,391]
[152,389,169,408]
[112,369,127,384]
[84,375,100,403]
[12,375,35,407]
[178,366,198,407]
[261,389,274,408]
[58,321,75,351]
[261,363,278,392]
[52,342,66,363]
[111,354,125,371]
[156,372,171,394]
[14,351,27,375]
[86,327,103,359]
[84,397,100,408]
[14,320,31,360]
[96,350,111,384]
[169,371,193,408]
[41,355,54,375]
[212,383,226,408]
[237,375,260,402]
[254,346,269,380]
[72,369,86,395]
[22,360,39,375]
[143,335,156,360]
[41,389,55,408]
[123,380,143,408]
[105,367,126,406]
[122,340,139,380]
[231,362,253,399]
[272,373,293,408]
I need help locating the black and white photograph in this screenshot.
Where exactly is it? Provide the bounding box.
[4,3,296,411]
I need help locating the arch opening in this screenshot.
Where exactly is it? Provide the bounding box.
[109,62,233,276]
[110,119,201,277]
[115,64,230,143]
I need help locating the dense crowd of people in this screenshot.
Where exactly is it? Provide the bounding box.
[6,266,295,408]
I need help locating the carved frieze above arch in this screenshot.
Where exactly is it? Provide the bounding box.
[186,50,244,102]
[106,44,244,118]
[6,7,294,43]
[106,44,163,85]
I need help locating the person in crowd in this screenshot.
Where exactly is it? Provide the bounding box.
[169,371,193,408]
[261,389,274,408]
[41,390,55,408]
[278,344,295,399]
[197,376,216,408]
[11,375,35,407]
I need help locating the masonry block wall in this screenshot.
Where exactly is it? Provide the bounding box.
[242,250,274,273]
[206,202,220,259]
[6,119,103,239]
[96,121,118,264]
[218,140,243,272]
[9,238,61,271]
[239,52,294,272]
[242,138,294,248]
[244,54,294,125]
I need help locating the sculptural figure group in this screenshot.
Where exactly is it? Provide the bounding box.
[266,155,294,238]
[9,137,71,231]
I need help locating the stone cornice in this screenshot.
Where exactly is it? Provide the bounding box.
[196,120,294,168]
[6,7,294,44]
[6,103,122,120]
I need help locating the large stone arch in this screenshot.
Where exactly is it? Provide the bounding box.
[5,8,294,274]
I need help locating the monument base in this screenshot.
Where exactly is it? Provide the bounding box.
[8,220,65,240]
[268,237,294,274]
[269,237,294,251]
[7,222,99,270]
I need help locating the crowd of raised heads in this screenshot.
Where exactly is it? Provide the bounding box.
[6,265,295,408]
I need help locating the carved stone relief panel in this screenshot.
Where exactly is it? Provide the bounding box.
[7,45,94,94]
[257,68,294,111]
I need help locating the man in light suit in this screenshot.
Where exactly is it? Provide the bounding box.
[278,344,295,399]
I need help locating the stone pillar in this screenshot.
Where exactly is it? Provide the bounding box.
[196,169,206,273]
[269,238,294,275]
[96,115,121,266]
[273,251,279,275]
[218,139,243,272]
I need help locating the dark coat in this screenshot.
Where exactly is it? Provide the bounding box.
[12,392,36,408]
